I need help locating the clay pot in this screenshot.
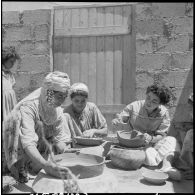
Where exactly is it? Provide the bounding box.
[117,130,145,148]
[110,147,146,170]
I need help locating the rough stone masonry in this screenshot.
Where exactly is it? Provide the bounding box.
[2,3,193,137]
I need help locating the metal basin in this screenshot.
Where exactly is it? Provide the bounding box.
[54,153,105,179]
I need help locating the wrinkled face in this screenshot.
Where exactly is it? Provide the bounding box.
[144,92,160,112]
[3,57,16,70]
[53,90,68,107]
[71,95,87,113]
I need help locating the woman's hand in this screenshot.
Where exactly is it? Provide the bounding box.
[43,161,69,178]
[131,129,143,138]
[143,133,153,144]
[112,119,120,126]
[82,129,96,138]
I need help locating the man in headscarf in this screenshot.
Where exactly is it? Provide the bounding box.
[3,71,72,183]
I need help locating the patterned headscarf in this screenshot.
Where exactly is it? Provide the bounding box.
[42,71,70,93]
[70,83,89,97]
[39,71,70,125]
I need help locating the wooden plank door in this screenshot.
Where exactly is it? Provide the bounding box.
[53,3,136,133]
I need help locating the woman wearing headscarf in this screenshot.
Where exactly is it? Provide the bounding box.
[111,84,181,172]
[3,71,72,183]
[63,83,107,138]
[2,46,20,120]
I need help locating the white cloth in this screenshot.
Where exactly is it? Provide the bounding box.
[144,136,181,166]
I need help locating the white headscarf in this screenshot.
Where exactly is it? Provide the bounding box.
[70,83,89,96]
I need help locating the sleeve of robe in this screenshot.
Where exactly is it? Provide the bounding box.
[155,110,171,136]
[114,104,133,124]
[52,114,72,144]
[20,104,39,149]
[92,103,107,129]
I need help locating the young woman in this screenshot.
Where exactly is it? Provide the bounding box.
[2,46,20,120]
[3,71,72,183]
[64,83,107,138]
[112,84,180,170]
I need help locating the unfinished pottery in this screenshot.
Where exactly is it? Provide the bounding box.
[53,153,105,179]
[110,147,146,170]
[142,169,168,184]
[117,130,145,148]
[74,136,103,146]
[32,168,118,193]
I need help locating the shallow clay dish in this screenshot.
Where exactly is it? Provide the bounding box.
[142,169,168,184]
[75,136,103,146]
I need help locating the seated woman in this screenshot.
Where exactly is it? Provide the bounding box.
[112,84,180,171]
[64,83,107,138]
[3,71,72,183]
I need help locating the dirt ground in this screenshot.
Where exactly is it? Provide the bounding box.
[3,164,194,193]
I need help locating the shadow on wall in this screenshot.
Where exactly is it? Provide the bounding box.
[168,63,193,142]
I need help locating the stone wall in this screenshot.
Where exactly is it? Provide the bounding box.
[2,9,52,101]
[135,3,193,136]
[2,3,193,137]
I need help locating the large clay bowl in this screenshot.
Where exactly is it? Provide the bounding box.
[54,153,105,179]
[117,130,145,148]
[32,168,118,193]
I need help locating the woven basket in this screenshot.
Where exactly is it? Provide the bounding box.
[117,130,145,148]
[110,147,146,170]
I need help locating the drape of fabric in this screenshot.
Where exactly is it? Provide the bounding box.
[145,136,181,166]
[64,102,107,137]
[115,100,181,166]
[174,129,193,171]
[2,71,17,121]
[2,70,17,173]
[3,72,71,172]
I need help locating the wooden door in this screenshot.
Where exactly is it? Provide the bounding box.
[53,3,136,133]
